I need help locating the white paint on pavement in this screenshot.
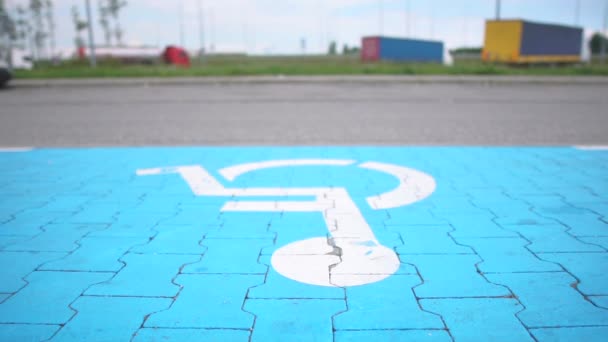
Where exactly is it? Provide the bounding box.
[574,146,608,151]
[0,147,34,152]
[137,159,436,287]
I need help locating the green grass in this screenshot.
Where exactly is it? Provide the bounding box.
[13,55,608,79]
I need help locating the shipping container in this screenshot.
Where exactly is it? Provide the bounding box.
[361,37,444,63]
[482,19,583,64]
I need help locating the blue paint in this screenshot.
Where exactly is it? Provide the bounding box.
[0,147,607,341]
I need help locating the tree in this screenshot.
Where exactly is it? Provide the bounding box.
[71,5,88,51]
[29,0,46,60]
[98,0,112,46]
[15,5,31,51]
[44,0,55,58]
[0,0,16,38]
[0,0,17,66]
[328,41,337,55]
[107,0,127,46]
[590,32,608,55]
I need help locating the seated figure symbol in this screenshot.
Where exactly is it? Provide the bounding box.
[137,159,436,287]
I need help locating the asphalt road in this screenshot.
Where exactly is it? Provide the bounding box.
[1,79,608,146]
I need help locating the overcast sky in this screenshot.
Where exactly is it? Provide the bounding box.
[5,0,608,55]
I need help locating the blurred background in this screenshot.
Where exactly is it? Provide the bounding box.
[1,0,608,78]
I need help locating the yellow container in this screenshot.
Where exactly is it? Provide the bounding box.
[482,20,582,64]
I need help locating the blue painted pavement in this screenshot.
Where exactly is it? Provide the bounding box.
[0,146,607,341]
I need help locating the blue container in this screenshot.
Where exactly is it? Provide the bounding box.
[520,21,582,57]
[362,36,444,63]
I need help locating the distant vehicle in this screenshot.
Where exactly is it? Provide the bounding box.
[0,61,11,88]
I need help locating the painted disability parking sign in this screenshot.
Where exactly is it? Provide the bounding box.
[137,159,436,287]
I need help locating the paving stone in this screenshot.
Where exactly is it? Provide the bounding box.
[0,324,59,342]
[0,294,9,303]
[248,256,343,299]
[551,214,608,237]
[131,225,207,254]
[421,298,532,342]
[334,330,451,342]
[0,210,54,236]
[0,236,29,250]
[401,254,510,298]
[160,207,222,226]
[530,327,608,342]
[457,237,562,273]
[580,237,608,250]
[334,275,443,330]
[183,238,270,274]
[86,253,200,297]
[506,225,604,253]
[63,204,124,224]
[443,214,517,238]
[52,296,171,342]
[145,274,262,329]
[590,296,608,309]
[0,271,110,324]
[134,328,250,342]
[4,224,107,252]
[0,251,66,292]
[246,299,344,342]
[487,272,608,328]
[394,226,473,255]
[495,215,560,227]
[541,253,608,296]
[40,236,147,272]
[262,212,330,255]
[385,208,447,226]
[207,213,277,239]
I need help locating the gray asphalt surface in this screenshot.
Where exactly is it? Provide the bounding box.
[1,79,607,146]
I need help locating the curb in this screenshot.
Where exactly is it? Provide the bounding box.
[10,75,608,88]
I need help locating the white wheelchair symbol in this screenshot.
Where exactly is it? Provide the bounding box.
[137,159,436,287]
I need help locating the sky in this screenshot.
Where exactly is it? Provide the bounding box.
[4,0,608,56]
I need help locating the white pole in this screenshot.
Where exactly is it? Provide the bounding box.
[601,0,607,63]
[84,0,96,67]
[496,0,501,20]
[379,0,384,35]
[198,0,204,57]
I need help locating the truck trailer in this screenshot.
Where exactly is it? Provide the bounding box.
[482,19,583,64]
[362,36,444,63]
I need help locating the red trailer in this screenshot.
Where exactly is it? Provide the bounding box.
[163,46,191,67]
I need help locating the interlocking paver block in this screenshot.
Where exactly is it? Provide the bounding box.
[3,224,106,252]
[41,236,147,272]
[590,296,608,309]
[0,236,29,250]
[183,238,271,274]
[542,253,608,296]
[160,207,222,226]
[131,224,207,254]
[52,296,171,342]
[487,272,608,328]
[248,256,343,299]
[0,271,110,324]
[401,254,510,298]
[0,210,57,236]
[262,212,329,255]
[457,237,561,273]
[385,208,447,226]
[530,327,608,342]
[145,274,262,329]
[86,253,200,297]
[334,275,444,330]
[0,324,59,342]
[505,224,604,253]
[134,328,250,342]
[0,251,65,292]
[442,213,517,238]
[550,214,608,237]
[207,213,277,239]
[394,226,473,254]
[246,299,344,342]
[421,298,532,342]
[335,330,451,341]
